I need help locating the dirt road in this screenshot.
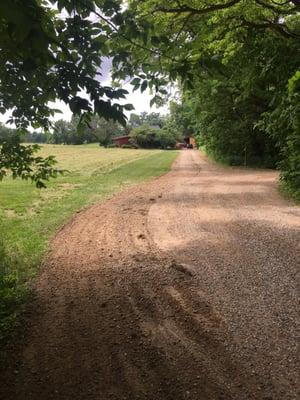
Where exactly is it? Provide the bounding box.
[1,150,299,400]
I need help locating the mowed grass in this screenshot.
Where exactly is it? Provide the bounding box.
[0,144,178,343]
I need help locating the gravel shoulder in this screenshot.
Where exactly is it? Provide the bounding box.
[1,150,299,400]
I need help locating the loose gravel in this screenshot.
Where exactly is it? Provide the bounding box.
[1,150,299,400]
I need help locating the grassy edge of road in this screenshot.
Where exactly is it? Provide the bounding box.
[0,150,178,347]
[279,181,300,204]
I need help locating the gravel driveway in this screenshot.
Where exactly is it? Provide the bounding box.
[1,150,299,400]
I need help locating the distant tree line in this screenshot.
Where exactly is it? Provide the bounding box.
[50,115,125,146]
[0,116,125,147]
[1,110,186,150]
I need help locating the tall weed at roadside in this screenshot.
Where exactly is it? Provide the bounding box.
[0,235,30,344]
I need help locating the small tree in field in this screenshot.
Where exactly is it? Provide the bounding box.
[88,116,123,147]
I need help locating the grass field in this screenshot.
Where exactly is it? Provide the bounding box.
[0,144,178,343]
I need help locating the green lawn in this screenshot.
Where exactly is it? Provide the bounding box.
[0,145,178,343]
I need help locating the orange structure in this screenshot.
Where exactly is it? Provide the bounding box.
[112,135,130,147]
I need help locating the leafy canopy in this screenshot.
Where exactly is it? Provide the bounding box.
[0,0,134,185]
[0,0,133,129]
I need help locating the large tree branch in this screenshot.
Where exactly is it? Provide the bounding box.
[241,17,300,39]
[154,0,299,15]
[154,0,242,15]
[92,9,177,63]
[254,0,299,14]
[272,0,300,10]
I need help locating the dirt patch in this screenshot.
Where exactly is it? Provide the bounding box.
[1,150,299,400]
[3,209,18,218]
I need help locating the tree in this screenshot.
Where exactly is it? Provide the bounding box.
[0,140,62,188]
[116,0,299,95]
[52,120,73,145]
[0,124,16,143]
[167,101,195,139]
[130,124,160,148]
[0,0,133,185]
[156,128,177,149]
[50,115,123,146]
[87,115,123,146]
[118,0,299,192]
[23,131,49,144]
[1,1,299,129]
[278,71,300,199]
[128,112,166,129]
[128,113,142,128]
[0,0,133,129]
[130,124,176,149]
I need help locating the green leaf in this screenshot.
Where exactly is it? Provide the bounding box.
[131,78,141,86]
[141,81,148,93]
[124,104,134,111]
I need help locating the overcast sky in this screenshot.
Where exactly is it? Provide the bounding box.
[0,57,172,128]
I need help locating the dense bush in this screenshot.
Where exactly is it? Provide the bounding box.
[279,72,300,200]
[106,143,117,148]
[183,29,299,170]
[130,124,176,149]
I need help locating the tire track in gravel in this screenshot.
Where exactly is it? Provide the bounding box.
[1,150,299,400]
